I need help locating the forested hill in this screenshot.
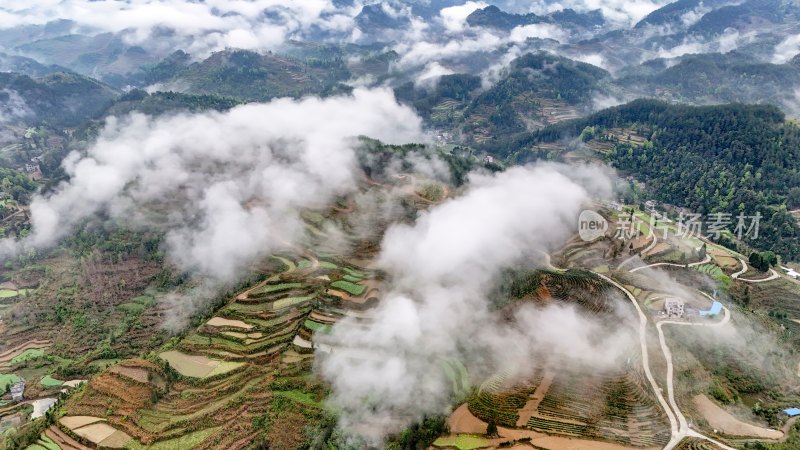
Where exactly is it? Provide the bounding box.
[517,100,800,260]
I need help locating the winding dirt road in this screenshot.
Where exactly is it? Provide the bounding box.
[596,274,736,450]
[655,291,736,450]
[629,254,712,273]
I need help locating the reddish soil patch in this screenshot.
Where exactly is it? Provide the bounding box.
[448,403,487,434]
[309,311,339,324]
[109,365,150,384]
[693,394,782,439]
[517,371,555,426]
[46,425,92,450]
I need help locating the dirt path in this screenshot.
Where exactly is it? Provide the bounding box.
[654,290,735,450]
[618,234,658,270]
[730,259,748,279]
[629,254,712,273]
[692,394,782,439]
[516,371,555,426]
[597,273,736,450]
[738,268,780,283]
[595,274,679,439]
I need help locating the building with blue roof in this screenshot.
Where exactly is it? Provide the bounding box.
[700,301,723,317]
[784,408,800,417]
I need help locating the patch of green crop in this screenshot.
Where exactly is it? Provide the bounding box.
[304,320,332,334]
[125,426,219,450]
[274,390,323,409]
[10,348,44,364]
[432,435,490,450]
[330,281,366,296]
[0,373,21,393]
[342,267,366,278]
[40,375,64,388]
[250,282,304,296]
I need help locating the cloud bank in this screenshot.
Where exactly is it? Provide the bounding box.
[0,0,361,57]
[526,0,671,27]
[318,164,635,443]
[773,33,800,64]
[1,88,424,281]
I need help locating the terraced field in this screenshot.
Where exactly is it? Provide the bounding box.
[468,371,538,427]
[39,247,383,449]
[530,366,671,447]
[674,437,725,449]
[463,268,670,448]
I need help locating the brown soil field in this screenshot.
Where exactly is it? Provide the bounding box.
[206,317,253,329]
[644,243,671,257]
[72,422,120,444]
[309,311,338,324]
[448,403,487,434]
[516,371,555,426]
[46,425,92,450]
[109,365,150,384]
[60,416,105,429]
[97,429,134,448]
[693,394,782,439]
[160,350,216,377]
[326,289,350,300]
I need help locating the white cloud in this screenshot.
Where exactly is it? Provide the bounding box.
[646,28,758,62]
[414,61,455,88]
[0,0,362,57]
[319,164,629,443]
[439,1,488,33]
[773,34,800,64]
[526,0,672,27]
[394,30,504,69]
[573,52,608,69]
[509,23,567,43]
[3,88,424,282]
[680,3,712,27]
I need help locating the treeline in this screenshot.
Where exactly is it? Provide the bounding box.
[516,99,800,260]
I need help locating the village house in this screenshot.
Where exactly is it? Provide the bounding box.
[664,298,684,318]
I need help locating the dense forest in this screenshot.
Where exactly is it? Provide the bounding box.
[516,100,800,260]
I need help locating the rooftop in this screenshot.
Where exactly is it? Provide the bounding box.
[699,301,723,317]
[784,408,800,417]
